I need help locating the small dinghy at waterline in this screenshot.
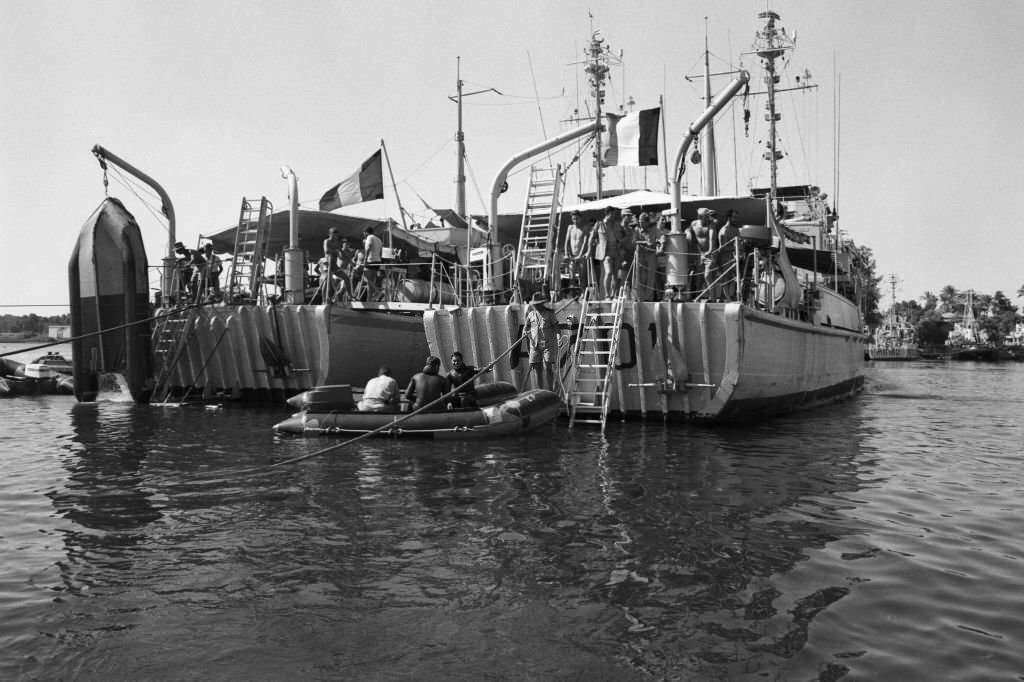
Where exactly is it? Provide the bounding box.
[274,381,562,439]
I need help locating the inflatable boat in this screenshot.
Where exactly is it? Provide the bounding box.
[0,358,74,397]
[274,381,562,439]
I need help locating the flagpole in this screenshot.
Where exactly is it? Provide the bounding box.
[380,139,407,247]
[660,94,669,193]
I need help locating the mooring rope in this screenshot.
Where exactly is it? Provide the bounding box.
[0,301,214,361]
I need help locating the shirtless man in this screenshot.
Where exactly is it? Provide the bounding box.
[716,209,741,300]
[404,356,448,411]
[564,210,591,290]
[689,207,715,298]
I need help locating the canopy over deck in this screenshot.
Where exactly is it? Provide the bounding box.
[206,210,459,259]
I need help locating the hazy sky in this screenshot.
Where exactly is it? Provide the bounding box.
[3,0,1023,315]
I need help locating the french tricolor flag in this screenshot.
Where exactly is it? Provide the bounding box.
[602,107,660,167]
[319,149,385,211]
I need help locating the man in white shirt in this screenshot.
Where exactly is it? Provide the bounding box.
[361,226,384,301]
[357,365,399,412]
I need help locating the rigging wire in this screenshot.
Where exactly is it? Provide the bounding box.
[526,50,551,167]
[106,166,171,235]
[464,155,487,217]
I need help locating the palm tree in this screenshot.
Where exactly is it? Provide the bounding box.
[939,285,958,312]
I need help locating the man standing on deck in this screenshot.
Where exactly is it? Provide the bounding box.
[323,228,343,301]
[716,209,741,301]
[362,226,383,301]
[333,238,355,302]
[201,242,222,299]
[634,212,661,301]
[689,208,715,298]
[564,210,591,291]
[594,206,626,299]
[524,292,560,390]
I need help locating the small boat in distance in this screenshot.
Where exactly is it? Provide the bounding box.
[946,290,999,361]
[28,351,74,375]
[868,275,920,361]
[1002,322,1024,361]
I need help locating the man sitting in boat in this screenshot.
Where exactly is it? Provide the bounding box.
[404,356,448,412]
[446,351,481,408]
[356,365,399,412]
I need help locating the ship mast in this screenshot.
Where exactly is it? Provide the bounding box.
[888,274,899,328]
[454,58,466,221]
[583,29,614,199]
[752,10,794,203]
[701,22,718,196]
[450,57,500,223]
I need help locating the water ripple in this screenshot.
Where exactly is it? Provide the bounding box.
[2,363,1024,679]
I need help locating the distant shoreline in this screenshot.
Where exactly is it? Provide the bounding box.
[0,336,60,344]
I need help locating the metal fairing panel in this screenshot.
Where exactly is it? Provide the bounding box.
[161,304,430,400]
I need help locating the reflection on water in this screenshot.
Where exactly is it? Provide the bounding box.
[2,363,1024,679]
[54,404,163,532]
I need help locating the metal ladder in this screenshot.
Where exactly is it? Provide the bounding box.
[512,165,562,296]
[150,306,196,403]
[227,197,273,303]
[567,287,626,430]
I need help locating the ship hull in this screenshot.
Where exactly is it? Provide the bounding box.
[868,345,920,361]
[948,345,1000,362]
[424,299,866,422]
[155,304,431,403]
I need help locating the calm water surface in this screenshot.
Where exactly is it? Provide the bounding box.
[2,342,1023,680]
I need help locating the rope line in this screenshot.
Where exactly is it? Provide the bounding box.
[0,302,214,360]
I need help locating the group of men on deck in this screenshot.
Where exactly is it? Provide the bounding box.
[174,241,222,303]
[562,205,743,302]
[320,226,384,303]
